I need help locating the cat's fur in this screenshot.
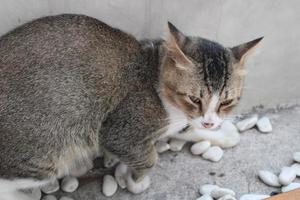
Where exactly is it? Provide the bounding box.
[0,14,262,199]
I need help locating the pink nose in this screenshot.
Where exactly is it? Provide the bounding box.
[202,122,214,129]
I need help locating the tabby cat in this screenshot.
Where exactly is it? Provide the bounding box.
[0,14,262,199]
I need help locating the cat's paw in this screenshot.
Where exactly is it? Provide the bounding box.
[114,163,128,189]
[126,173,151,194]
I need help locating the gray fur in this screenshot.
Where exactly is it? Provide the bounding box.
[0,14,260,184]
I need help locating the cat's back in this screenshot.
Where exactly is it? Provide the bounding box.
[0,14,141,115]
[0,14,140,76]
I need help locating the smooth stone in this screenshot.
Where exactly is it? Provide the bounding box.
[279,167,296,186]
[236,115,258,132]
[42,195,57,200]
[59,197,74,200]
[61,176,79,193]
[24,188,42,200]
[291,163,300,176]
[179,120,239,148]
[199,184,219,195]
[218,120,240,148]
[102,175,118,197]
[155,141,170,153]
[293,152,300,163]
[202,146,224,162]
[256,117,272,133]
[196,194,214,200]
[41,179,60,194]
[219,194,237,200]
[211,187,235,199]
[126,173,151,194]
[258,170,281,187]
[239,194,270,200]
[281,182,300,192]
[169,139,186,151]
[190,141,211,155]
[114,163,128,189]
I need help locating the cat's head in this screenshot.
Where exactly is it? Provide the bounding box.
[160,22,263,130]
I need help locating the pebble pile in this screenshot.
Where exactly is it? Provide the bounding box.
[258,151,300,193]
[156,115,272,163]
[197,184,271,200]
[197,184,237,200]
[25,176,80,200]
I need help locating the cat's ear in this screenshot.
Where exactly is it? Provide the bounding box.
[231,37,264,65]
[167,22,187,47]
[165,22,193,70]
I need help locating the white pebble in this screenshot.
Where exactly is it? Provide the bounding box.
[42,195,57,200]
[199,184,219,195]
[236,116,258,132]
[196,194,214,200]
[61,176,79,193]
[25,188,42,200]
[126,173,151,194]
[281,182,300,192]
[189,120,240,148]
[239,194,270,200]
[279,167,296,186]
[219,194,237,200]
[155,141,170,153]
[41,179,60,194]
[256,117,272,133]
[258,170,281,187]
[169,139,186,151]
[190,141,211,155]
[291,163,300,176]
[293,152,300,163]
[59,197,74,200]
[102,175,118,197]
[114,163,128,189]
[211,187,235,199]
[202,146,224,162]
[219,120,240,148]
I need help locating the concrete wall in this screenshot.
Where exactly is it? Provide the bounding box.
[0,0,299,112]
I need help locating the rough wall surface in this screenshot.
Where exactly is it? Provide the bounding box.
[0,0,299,112]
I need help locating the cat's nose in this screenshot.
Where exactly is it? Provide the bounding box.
[202,122,214,129]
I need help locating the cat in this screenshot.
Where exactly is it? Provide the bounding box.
[0,14,262,199]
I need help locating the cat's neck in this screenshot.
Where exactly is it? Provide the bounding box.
[141,40,190,136]
[138,39,164,90]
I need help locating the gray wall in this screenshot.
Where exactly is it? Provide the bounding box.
[0,0,299,112]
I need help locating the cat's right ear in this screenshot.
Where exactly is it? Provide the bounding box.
[164,22,193,71]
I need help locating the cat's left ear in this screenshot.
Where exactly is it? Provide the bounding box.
[231,37,264,65]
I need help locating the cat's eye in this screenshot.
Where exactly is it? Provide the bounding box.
[220,99,234,107]
[189,95,201,104]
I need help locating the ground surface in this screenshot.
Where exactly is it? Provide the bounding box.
[53,106,300,200]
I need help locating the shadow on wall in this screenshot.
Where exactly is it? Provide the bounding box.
[0,0,299,112]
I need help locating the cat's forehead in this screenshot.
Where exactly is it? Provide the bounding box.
[184,38,233,95]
